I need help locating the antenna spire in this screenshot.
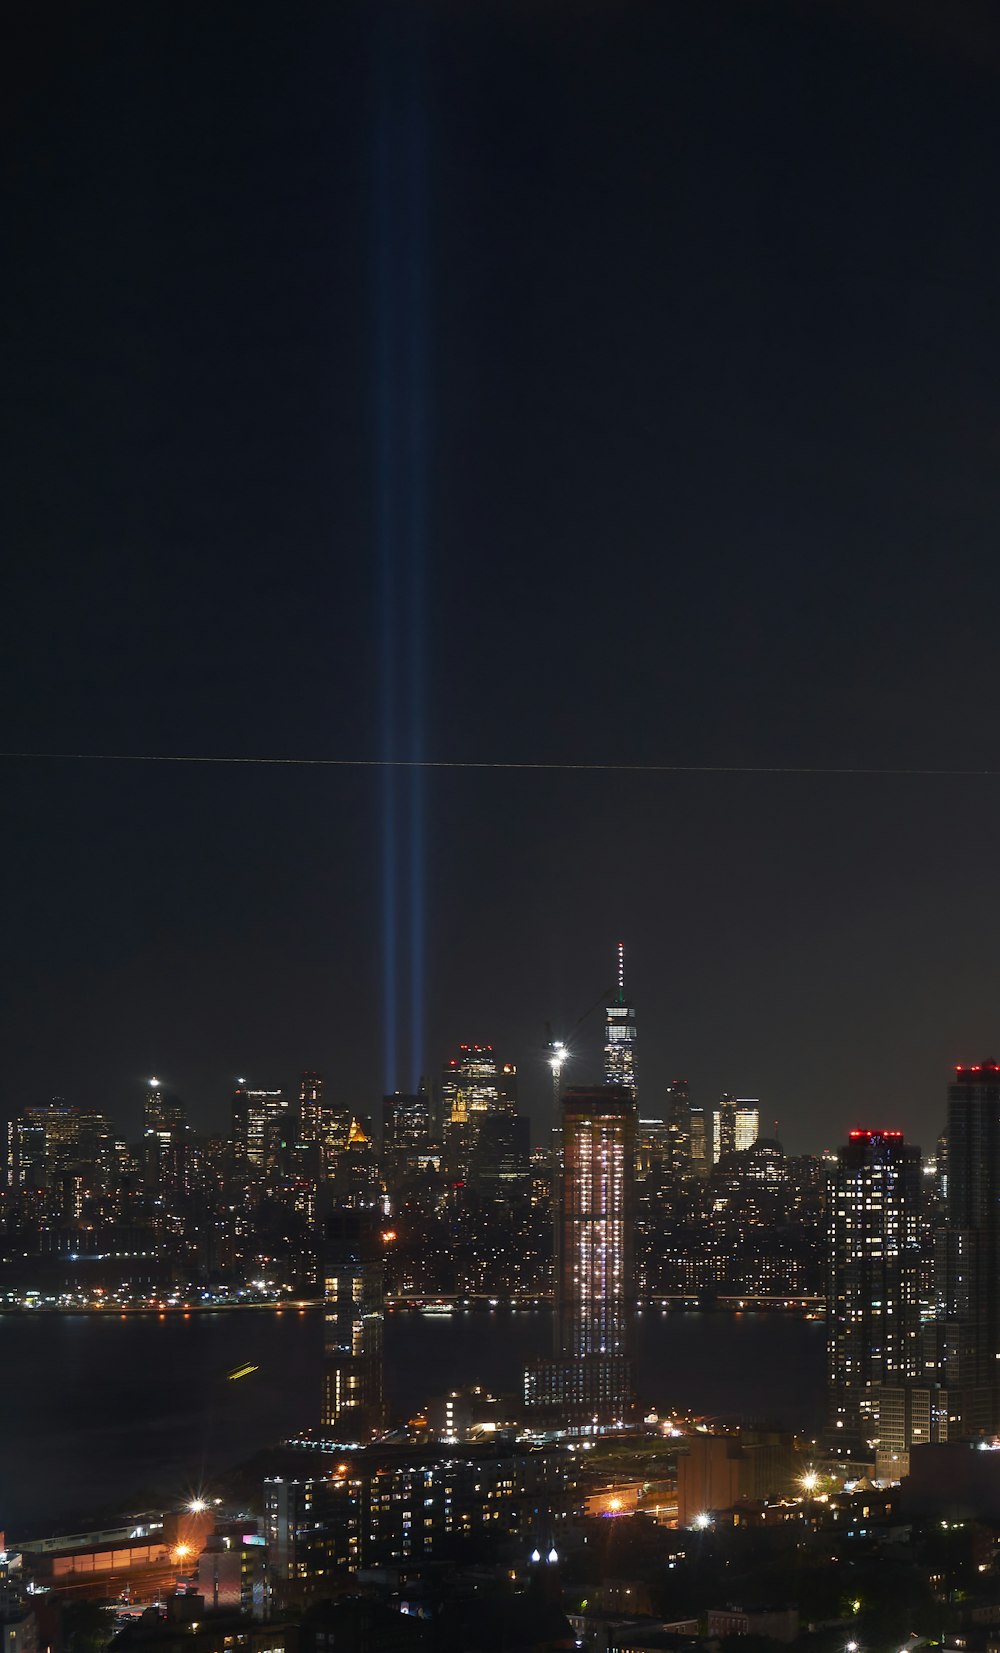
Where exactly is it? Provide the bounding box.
[617,940,625,1007]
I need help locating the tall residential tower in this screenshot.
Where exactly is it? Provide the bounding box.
[525,1085,637,1431]
[826,1129,922,1447]
[938,1061,1000,1438]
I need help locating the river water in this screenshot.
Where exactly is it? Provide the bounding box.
[0,1307,824,1537]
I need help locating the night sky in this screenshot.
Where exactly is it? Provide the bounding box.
[5,1,1000,1153]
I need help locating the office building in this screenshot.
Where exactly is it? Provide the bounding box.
[712,1096,758,1163]
[604,943,637,1099]
[875,1383,948,1481]
[321,1208,385,1437]
[689,1099,710,1178]
[231,1085,288,1172]
[665,1080,692,1181]
[297,1071,324,1146]
[735,1100,760,1153]
[442,1046,516,1172]
[826,1129,922,1446]
[937,1061,1000,1438]
[381,1086,432,1151]
[526,1085,636,1431]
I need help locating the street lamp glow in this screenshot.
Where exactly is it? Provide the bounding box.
[801,1471,819,1492]
[693,1512,711,1530]
[188,1498,209,1514]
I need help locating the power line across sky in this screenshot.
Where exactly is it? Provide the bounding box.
[2,750,1000,779]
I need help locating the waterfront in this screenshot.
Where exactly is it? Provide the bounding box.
[0,1307,825,1535]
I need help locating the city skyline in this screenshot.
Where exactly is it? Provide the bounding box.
[6,2,1000,1161]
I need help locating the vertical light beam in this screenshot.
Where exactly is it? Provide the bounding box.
[375,41,399,1094]
[374,18,431,1095]
[405,62,428,1091]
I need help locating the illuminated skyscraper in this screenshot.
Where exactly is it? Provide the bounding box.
[734,1101,760,1154]
[298,1071,324,1145]
[827,1129,922,1445]
[382,1084,433,1151]
[665,1080,692,1181]
[231,1084,289,1171]
[141,1080,190,1203]
[603,944,637,1100]
[711,1097,760,1162]
[525,1085,636,1431]
[321,1208,385,1438]
[442,1045,516,1173]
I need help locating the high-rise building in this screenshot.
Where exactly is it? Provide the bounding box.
[231,1085,288,1172]
[604,943,637,1099]
[525,1085,636,1432]
[689,1099,710,1179]
[713,1096,736,1163]
[381,1086,432,1151]
[321,1209,385,1438]
[298,1071,324,1146]
[665,1080,692,1181]
[711,1096,759,1162]
[142,1081,189,1202]
[734,1101,760,1154]
[442,1046,516,1173]
[826,1129,922,1446]
[22,1101,81,1170]
[937,1061,1000,1438]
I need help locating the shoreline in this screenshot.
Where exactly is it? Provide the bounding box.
[0,1293,825,1317]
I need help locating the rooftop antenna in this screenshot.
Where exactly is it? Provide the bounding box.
[617,940,625,1007]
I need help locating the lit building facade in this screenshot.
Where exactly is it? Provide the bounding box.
[712,1097,759,1163]
[321,1209,385,1437]
[381,1086,433,1150]
[297,1071,324,1146]
[231,1086,288,1171]
[826,1129,922,1446]
[603,943,637,1099]
[526,1085,636,1431]
[734,1101,760,1154]
[665,1080,692,1181]
[265,1444,574,1577]
[442,1046,516,1173]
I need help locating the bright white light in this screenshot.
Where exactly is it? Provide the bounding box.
[693,1513,711,1530]
[801,1471,819,1492]
[547,1548,559,1564]
[530,1549,541,1564]
[188,1498,209,1514]
[149,1077,160,1087]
